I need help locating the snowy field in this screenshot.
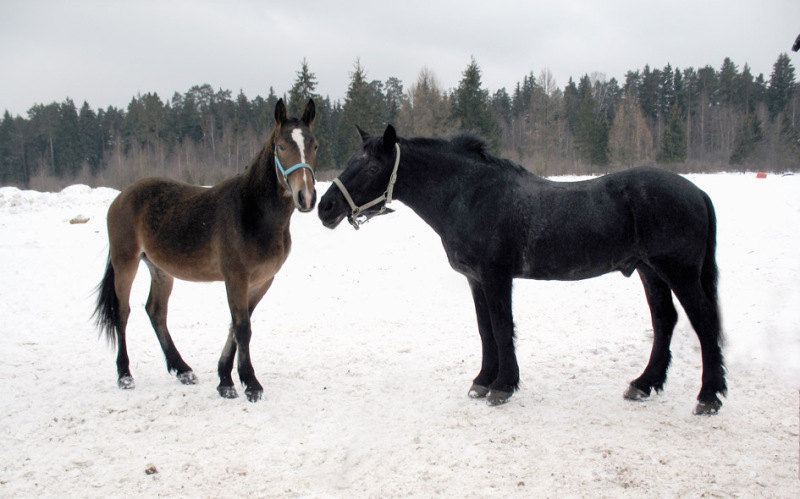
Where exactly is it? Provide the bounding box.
[0,173,798,497]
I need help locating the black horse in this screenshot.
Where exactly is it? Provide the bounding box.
[318,125,726,415]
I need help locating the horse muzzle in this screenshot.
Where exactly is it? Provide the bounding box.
[294,187,317,213]
[318,191,348,229]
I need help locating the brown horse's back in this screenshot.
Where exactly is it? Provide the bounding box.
[108,177,234,281]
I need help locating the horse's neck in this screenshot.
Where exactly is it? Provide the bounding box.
[394,150,470,234]
[241,144,293,221]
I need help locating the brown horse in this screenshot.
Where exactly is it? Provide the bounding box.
[94,99,317,402]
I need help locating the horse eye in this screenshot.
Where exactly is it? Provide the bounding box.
[278,144,286,152]
[368,164,380,175]
[314,145,319,151]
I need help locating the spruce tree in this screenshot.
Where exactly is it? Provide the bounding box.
[384,77,405,125]
[451,57,498,149]
[338,59,387,166]
[729,113,763,165]
[287,59,320,118]
[574,90,610,167]
[767,53,796,119]
[656,105,687,163]
[563,78,580,133]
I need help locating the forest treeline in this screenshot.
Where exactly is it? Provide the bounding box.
[1,54,798,190]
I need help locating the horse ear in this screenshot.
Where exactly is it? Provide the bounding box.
[356,125,370,142]
[274,98,287,125]
[301,99,315,127]
[383,124,397,152]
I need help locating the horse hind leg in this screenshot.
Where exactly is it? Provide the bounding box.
[625,265,678,401]
[673,281,726,415]
[143,256,197,385]
[109,253,139,390]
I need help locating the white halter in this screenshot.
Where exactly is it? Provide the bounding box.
[332,143,401,229]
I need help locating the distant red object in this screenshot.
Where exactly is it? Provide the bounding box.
[756,172,767,179]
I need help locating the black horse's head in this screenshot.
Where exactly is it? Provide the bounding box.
[318,124,399,229]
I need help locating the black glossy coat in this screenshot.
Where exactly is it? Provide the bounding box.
[319,125,726,414]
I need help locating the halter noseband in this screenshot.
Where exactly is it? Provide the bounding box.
[332,143,401,230]
[274,147,316,188]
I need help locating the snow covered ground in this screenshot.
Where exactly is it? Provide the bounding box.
[0,173,797,497]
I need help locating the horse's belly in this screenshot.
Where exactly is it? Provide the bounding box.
[143,245,224,282]
[520,245,639,281]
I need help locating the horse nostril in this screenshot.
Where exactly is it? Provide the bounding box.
[319,198,331,213]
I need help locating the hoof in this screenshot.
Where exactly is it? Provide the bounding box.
[486,390,512,406]
[245,387,263,403]
[117,375,135,390]
[623,384,650,401]
[177,371,198,385]
[217,384,238,399]
[468,383,489,399]
[693,398,722,415]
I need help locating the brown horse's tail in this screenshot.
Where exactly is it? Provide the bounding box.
[93,255,120,347]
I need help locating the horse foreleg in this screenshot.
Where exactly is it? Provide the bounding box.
[248,278,274,317]
[216,278,274,399]
[224,277,263,402]
[143,258,196,385]
[482,275,519,406]
[467,278,498,399]
[625,265,678,401]
[216,329,238,398]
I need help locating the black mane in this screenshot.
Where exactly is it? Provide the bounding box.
[398,133,528,175]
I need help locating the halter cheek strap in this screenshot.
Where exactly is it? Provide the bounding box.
[332,143,401,230]
[275,147,316,188]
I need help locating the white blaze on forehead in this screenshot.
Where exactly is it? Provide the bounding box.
[289,127,314,209]
[291,128,306,164]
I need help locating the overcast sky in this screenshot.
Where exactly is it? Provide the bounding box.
[1,0,798,116]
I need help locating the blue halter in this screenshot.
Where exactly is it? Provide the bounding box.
[274,147,315,188]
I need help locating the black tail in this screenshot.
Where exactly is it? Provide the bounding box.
[93,255,120,347]
[701,192,722,342]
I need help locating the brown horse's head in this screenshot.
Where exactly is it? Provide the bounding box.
[273,98,317,212]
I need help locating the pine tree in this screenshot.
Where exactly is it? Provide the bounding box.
[55,99,81,177]
[563,78,580,133]
[78,101,103,173]
[491,88,512,126]
[729,112,764,165]
[338,59,387,165]
[767,53,796,119]
[287,59,319,119]
[638,65,662,124]
[574,89,609,167]
[384,77,405,125]
[718,57,740,105]
[0,111,24,184]
[451,57,498,149]
[656,105,687,163]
